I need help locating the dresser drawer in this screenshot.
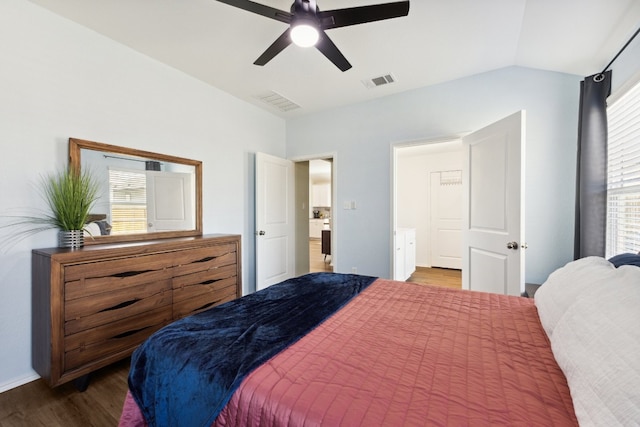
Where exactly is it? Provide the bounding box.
[172,263,238,317]
[65,280,172,336]
[173,277,237,319]
[171,244,237,277]
[65,253,174,301]
[64,306,171,371]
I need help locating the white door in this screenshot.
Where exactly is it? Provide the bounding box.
[146,171,194,231]
[256,152,295,291]
[429,171,463,269]
[462,111,525,296]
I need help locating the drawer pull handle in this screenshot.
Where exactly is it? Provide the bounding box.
[195,299,222,311]
[100,298,140,313]
[193,251,232,264]
[113,270,152,278]
[113,327,146,339]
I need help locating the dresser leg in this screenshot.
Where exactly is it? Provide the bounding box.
[73,374,91,392]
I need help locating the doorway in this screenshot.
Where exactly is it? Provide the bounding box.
[256,152,337,290]
[391,111,525,295]
[393,139,464,286]
[308,159,333,273]
[292,156,335,276]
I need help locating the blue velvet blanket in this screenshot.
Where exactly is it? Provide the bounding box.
[128,272,377,427]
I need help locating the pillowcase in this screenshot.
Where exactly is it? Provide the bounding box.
[83,221,102,238]
[534,256,615,337]
[608,252,640,268]
[549,265,640,426]
[94,220,112,235]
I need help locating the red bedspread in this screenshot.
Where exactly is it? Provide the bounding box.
[121,279,578,426]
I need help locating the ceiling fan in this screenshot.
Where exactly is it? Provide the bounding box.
[215,0,410,71]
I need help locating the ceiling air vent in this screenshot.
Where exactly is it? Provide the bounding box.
[255,91,301,112]
[362,73,396,89]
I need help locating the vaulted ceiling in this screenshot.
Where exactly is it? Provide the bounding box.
[27,0,640,118]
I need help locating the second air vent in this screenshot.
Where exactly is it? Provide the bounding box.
[362,73,396,89]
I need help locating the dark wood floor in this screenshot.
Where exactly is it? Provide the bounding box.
[0,266,459,426]
[0,358,130,427]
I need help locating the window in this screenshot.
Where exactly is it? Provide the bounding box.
[606,78,640,258]
[109,169,147,235]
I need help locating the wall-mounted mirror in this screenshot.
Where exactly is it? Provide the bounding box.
[69,138,202,245]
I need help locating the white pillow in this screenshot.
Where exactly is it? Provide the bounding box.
[83,221,101,237]
[534,256,615,337]
[549,265,640,426]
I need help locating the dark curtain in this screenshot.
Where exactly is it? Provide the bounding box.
[574,70,612,259]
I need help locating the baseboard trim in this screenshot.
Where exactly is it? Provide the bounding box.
[0,372,40,393]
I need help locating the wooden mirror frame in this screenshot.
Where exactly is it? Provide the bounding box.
[69,138,203,245]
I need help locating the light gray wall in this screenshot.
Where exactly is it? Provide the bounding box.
[610,29,640,95]
[0,0,285,391]
[287,66,582,283]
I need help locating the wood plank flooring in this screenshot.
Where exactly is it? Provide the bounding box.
[0,358,129,427]
[0,264,458,427]
[407,266,462,289]
[309,238,332,273]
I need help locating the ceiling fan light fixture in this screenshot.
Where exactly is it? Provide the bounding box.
[291,21,319,47]
[219,0,410,70]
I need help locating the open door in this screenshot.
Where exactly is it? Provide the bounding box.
[255,152,295,291]
[462,111,525,296]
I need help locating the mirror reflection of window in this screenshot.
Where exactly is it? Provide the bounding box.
[109,168,148,235]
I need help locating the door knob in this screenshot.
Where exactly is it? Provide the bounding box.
[506,241,519,250]
[257,230,266,236]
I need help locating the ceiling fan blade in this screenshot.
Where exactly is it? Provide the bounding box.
[254,29,293,66]
[315,31,352,72]
[215,0,292,24]
[318,1,409,30]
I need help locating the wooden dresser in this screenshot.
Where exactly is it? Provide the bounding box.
[32,234,241,387]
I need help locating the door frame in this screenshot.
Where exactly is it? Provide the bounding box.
[290,152,338,273]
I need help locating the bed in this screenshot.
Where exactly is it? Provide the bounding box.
[119,256,640,427]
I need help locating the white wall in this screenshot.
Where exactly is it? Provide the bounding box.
[610,29,640,95]
[287,66,582,283]
[0,0,285,391]
[397,148,463,267]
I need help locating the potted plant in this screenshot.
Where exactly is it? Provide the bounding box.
[2,166,99,248]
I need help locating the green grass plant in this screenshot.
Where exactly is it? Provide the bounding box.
[41,167,99,231]
[0,167,99,248]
